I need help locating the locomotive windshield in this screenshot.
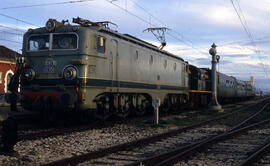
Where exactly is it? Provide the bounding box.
[28,35,50,51]
[52,34,77,49]
[27,33,78,51]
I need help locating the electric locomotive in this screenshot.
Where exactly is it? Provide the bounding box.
[19,17,189,120]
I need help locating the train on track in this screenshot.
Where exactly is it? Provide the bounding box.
[12,17,255,120]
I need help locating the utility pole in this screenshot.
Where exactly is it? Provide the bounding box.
[208,43,222,111]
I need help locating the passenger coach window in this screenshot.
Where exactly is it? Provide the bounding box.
[97,36,105,53]
[28,35,49,51]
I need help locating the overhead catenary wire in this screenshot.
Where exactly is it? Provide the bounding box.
[106,0,266,80]
[105,0,241,77]
[0,0,94,10]
[0,13,40,27]
[0,38,22,44]
[105,0,206,56]
[104,0,243,77]
[229,0,270,82]
[0,24,26,32]
[0,30,23,36]
[230,0,253,41]
[130,0,270,81]
[128,0,205,55]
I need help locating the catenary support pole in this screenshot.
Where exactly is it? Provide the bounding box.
[208,43,222,111]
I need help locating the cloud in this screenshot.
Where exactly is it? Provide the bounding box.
[221,54,251,58]
[219,45,255,55]
[193,58,212,66]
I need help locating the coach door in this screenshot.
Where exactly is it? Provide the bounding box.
[110,39,119,91]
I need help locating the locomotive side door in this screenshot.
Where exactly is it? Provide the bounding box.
[110,39,119,92]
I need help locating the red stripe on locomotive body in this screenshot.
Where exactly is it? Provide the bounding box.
[21,92,60,101]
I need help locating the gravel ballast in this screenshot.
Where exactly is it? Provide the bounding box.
[0,123,174,166]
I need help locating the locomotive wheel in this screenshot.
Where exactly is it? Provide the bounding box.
[133,95,147,116]
[116,95,131,118]
[160,98,171,113]
[95,95,113,120]
[170,95,177,112]
[116,105,131,118]
[173,95,182,112]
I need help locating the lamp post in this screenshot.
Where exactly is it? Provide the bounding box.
[208,43,222,111]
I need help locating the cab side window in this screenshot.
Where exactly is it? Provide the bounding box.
[97,36,105,53]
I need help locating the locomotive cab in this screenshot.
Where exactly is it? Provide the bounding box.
[20,19,87,112]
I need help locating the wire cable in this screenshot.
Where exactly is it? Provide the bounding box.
[229,0,270,82]
[129,0,203,54]
[0,0,94,10]
[0,30,23,36]
[0,13,40,27]
[0,38,22,44]
[0,24,26,32]
[105,0,206,55]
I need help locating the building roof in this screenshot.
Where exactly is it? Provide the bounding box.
[0,45,20,62]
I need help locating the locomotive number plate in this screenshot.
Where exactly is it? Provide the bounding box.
[44,58,57,73]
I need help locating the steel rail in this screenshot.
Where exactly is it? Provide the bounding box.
[130,119,270,166]
[229,101,270,131]
[126,100,270,166]
[40,99,268,166]
[238,140,270,166]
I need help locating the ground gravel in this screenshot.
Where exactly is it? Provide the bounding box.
[0,123,174,166]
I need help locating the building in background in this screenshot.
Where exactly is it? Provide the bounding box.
[0,46,20,93]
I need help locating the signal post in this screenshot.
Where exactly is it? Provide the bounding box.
[208,43,222,111]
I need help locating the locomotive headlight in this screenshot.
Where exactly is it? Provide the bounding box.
[63,66,77,80]
[46,19,56,32]
[45,19,64,32]
[23,68,36,81]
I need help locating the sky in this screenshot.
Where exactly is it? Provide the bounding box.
[0,0,270,92]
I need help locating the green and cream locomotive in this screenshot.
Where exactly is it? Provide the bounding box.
[20,17,190,119]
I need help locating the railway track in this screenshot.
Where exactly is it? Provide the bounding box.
[240,136,270,166]
[39,98,270,166]
[14,98,266,141]
[154,119,270,166]
[128,102,270,166]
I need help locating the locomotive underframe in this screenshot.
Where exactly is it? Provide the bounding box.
[20,84,189,119]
